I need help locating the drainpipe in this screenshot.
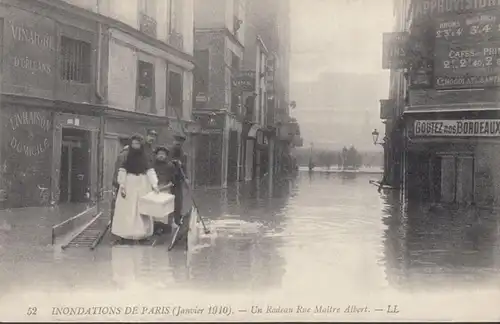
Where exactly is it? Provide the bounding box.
[95,0,104,102]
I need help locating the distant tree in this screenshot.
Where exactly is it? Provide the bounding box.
[341,146,348,169]
[345,146,362,170]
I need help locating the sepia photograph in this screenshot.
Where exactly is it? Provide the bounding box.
[0,0,500,321]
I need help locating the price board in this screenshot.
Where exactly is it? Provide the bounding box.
[434,11,500,42]
[434,41,500,89]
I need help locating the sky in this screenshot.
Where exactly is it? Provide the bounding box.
[289,0,395,152]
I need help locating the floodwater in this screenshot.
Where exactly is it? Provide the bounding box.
[1,172,500,322]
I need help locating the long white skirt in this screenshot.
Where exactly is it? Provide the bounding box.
[112,173,154,240]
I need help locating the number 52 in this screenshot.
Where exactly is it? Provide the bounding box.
[27,307,37,316]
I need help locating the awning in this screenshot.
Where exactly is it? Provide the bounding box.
[247,124,261,139]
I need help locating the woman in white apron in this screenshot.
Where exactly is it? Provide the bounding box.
[112,134,159,243]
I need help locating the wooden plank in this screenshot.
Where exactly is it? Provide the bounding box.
[51,119,62,203]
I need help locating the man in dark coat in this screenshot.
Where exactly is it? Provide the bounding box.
[170,145,186,226]
[152,146,176,234]
[172,134,187,169]
[144,129,158,165]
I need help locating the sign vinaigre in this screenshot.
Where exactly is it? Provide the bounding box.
[414,119,500,137]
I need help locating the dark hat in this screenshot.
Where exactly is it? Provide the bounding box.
[173,134,186,142]
[147,129,158,136]
[130,133,145,143]
[154,146,170,155]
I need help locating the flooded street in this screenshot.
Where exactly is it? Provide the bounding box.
[1,172,500,322]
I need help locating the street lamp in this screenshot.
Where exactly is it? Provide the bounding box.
[371,129,385,146]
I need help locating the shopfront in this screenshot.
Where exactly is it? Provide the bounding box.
[193,112,225,187]
[407,116,500,206]
[102,111,170,199]
[0,5,101,208]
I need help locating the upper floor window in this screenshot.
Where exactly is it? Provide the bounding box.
[0,19,3,65]
[230,51,241,114]
[168,0,184,34]
[231,51,240,72]
[139,0,157,38]
[137,60,154,98]
[194,49,209,93]
[139,0,157,17]
[168,70,183,109]
[60,36,91,83]
[233,0,242,33]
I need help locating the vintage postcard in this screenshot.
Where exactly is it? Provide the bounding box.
[0,0,500,322]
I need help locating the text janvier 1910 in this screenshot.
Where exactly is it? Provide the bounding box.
[48,304,399,317]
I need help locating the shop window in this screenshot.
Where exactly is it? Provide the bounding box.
[60,36,91,83]
[168,70,183,116]
[438,154,474,204]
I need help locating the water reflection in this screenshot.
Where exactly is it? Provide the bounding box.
[184,177,297,291]
[382,192,500,289]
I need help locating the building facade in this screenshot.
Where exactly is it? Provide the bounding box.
[0,0,197,208]
[192,0,245,188]
[242,0,301,182]
[387,0,500,207]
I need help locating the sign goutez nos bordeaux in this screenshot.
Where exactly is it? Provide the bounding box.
[414,119,500,137]
[413,0,500,20]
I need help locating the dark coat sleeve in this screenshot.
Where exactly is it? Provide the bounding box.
[112,151,127,188]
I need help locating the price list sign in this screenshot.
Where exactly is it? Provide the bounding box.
[434,12,500,42]
[434,42,500,88]
[434,9,500,89]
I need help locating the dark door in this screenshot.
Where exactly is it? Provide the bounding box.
[59,144,70,203]
[227,130,238,183]
[71,141,90,203]
[430,156,442,203]
[59,128,91,203]
[208,134,222,185]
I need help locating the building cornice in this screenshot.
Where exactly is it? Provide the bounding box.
[195,27,244,50]
[110,29,194,70]
[29,0,195,65]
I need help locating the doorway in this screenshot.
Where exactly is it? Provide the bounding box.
[227,130,239,183]
[59,128,91,203]
[195,133,223,186]
[438,154,474,205]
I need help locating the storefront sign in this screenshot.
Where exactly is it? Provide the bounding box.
[434,41,500,89]
[232,70,256,92]
[412,0,500,21]
[435,11,500,42]
[9,111,51,156]
[380,99,395,119]
[193,113,225,130]
[414,119,500,136]
[1,107,53,207]
[382,32,408,70]
[2,9,57,98]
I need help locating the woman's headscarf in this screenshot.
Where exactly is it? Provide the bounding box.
[122,134,150,174]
